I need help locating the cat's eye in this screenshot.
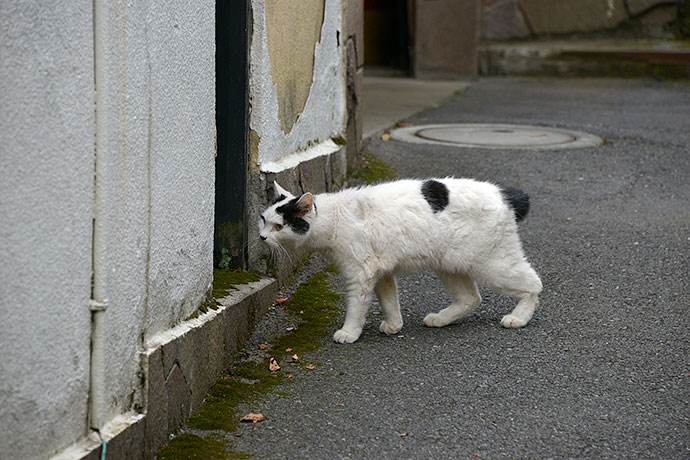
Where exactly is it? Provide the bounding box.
[274,223,284,231]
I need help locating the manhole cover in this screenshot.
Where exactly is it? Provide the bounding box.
[390,123,602,150]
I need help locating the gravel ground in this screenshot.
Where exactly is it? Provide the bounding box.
[227,77,690,459]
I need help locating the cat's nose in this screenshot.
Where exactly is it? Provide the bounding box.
[260,235,267,241]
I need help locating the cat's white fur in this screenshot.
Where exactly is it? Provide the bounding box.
[260,178,542,343]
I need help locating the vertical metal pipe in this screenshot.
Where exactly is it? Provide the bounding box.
[90,0,108,431]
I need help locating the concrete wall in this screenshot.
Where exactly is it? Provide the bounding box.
[0,2,95,459]
[412,0,483,79]
[247,0,353,276]
[482,0,681,40]
[93,0,216,425]
[249,0,346,172]
[0,1,215,459]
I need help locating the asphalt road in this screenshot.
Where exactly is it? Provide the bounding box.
[230,78,690,459]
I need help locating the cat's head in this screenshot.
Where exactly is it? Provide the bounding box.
[259,181,315,249]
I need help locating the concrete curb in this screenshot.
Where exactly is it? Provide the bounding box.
[55,278,279,460]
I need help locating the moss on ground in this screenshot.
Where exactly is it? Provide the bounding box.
[350,151,398,185]
[185,269,262,322]
[157,433,230,460]
[212,269,261,299]
[157,269,342,459]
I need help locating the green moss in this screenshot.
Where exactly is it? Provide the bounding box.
[183,269,342,434]
[157,433,230,460]
[213,269,261,299]
[350,151,398,185]
[331,135,347,146]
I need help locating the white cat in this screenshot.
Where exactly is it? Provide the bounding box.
[259,178,542,344]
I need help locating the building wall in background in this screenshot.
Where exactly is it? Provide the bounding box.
[413,0,482,79]
[482,0,682,40]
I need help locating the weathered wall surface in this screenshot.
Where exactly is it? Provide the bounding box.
[1,1,215,459]
[247,0,352,276]
[249,0,346,172]
[482,0,682,40]
[0,2,95,459]
[93,0,216,425]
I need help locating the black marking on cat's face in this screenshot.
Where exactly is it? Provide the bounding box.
[421,180,449,213]
[500,187,530,222]
[272,194,287,205]
[276,196,310,234]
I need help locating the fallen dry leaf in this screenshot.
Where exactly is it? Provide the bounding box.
[399,432,408,437]
[276,297,288,305]
[240,413,265,424]
[397,123,413,128]
[269,358,280,372]
[286,375,293,379]
[258,344,269,350]
[233,432,242,437]
[335,403,345,407]
[292,354,299,362]
[305,364,315,370]
[299,310,304,314]
[473,453,481,458]
[285,348,293,353]
[381,133,391,141]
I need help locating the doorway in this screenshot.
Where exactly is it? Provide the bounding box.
[363,0,411,75]
[215,0,249,269]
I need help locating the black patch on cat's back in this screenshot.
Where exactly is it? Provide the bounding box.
[276,196,310,234]
[501,187,530,222]
[421,180,449,213]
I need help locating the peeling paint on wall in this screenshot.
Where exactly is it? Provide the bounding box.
[250,0,346,171]
[265,0,326,134]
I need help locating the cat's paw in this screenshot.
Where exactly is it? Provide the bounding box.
[501,314,528,328]
[333,329,360,344]
[423,313,449,328]
[379,320,402,335]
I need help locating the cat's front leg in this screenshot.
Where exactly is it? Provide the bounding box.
[333,279,373,344]
[375,275,403,335]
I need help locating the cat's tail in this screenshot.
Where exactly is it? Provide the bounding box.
[501,187,530,222]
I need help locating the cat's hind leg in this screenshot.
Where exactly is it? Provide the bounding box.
[375,275,403,335]
[478,258,542,328]
[424,272,481,328]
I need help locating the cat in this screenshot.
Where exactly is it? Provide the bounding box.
[259,178,542,344]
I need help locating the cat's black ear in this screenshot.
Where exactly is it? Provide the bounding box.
[294,193,313,217]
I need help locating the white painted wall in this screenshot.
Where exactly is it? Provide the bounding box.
[0,2,95,459]
[250,0,346,172]
[1,1,216,458]
[93,0,216,423]
[145,1,216,342]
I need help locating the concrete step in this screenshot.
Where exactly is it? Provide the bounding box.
[479,39,690,78]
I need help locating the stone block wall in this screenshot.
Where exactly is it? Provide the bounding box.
[482,0,684,40]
